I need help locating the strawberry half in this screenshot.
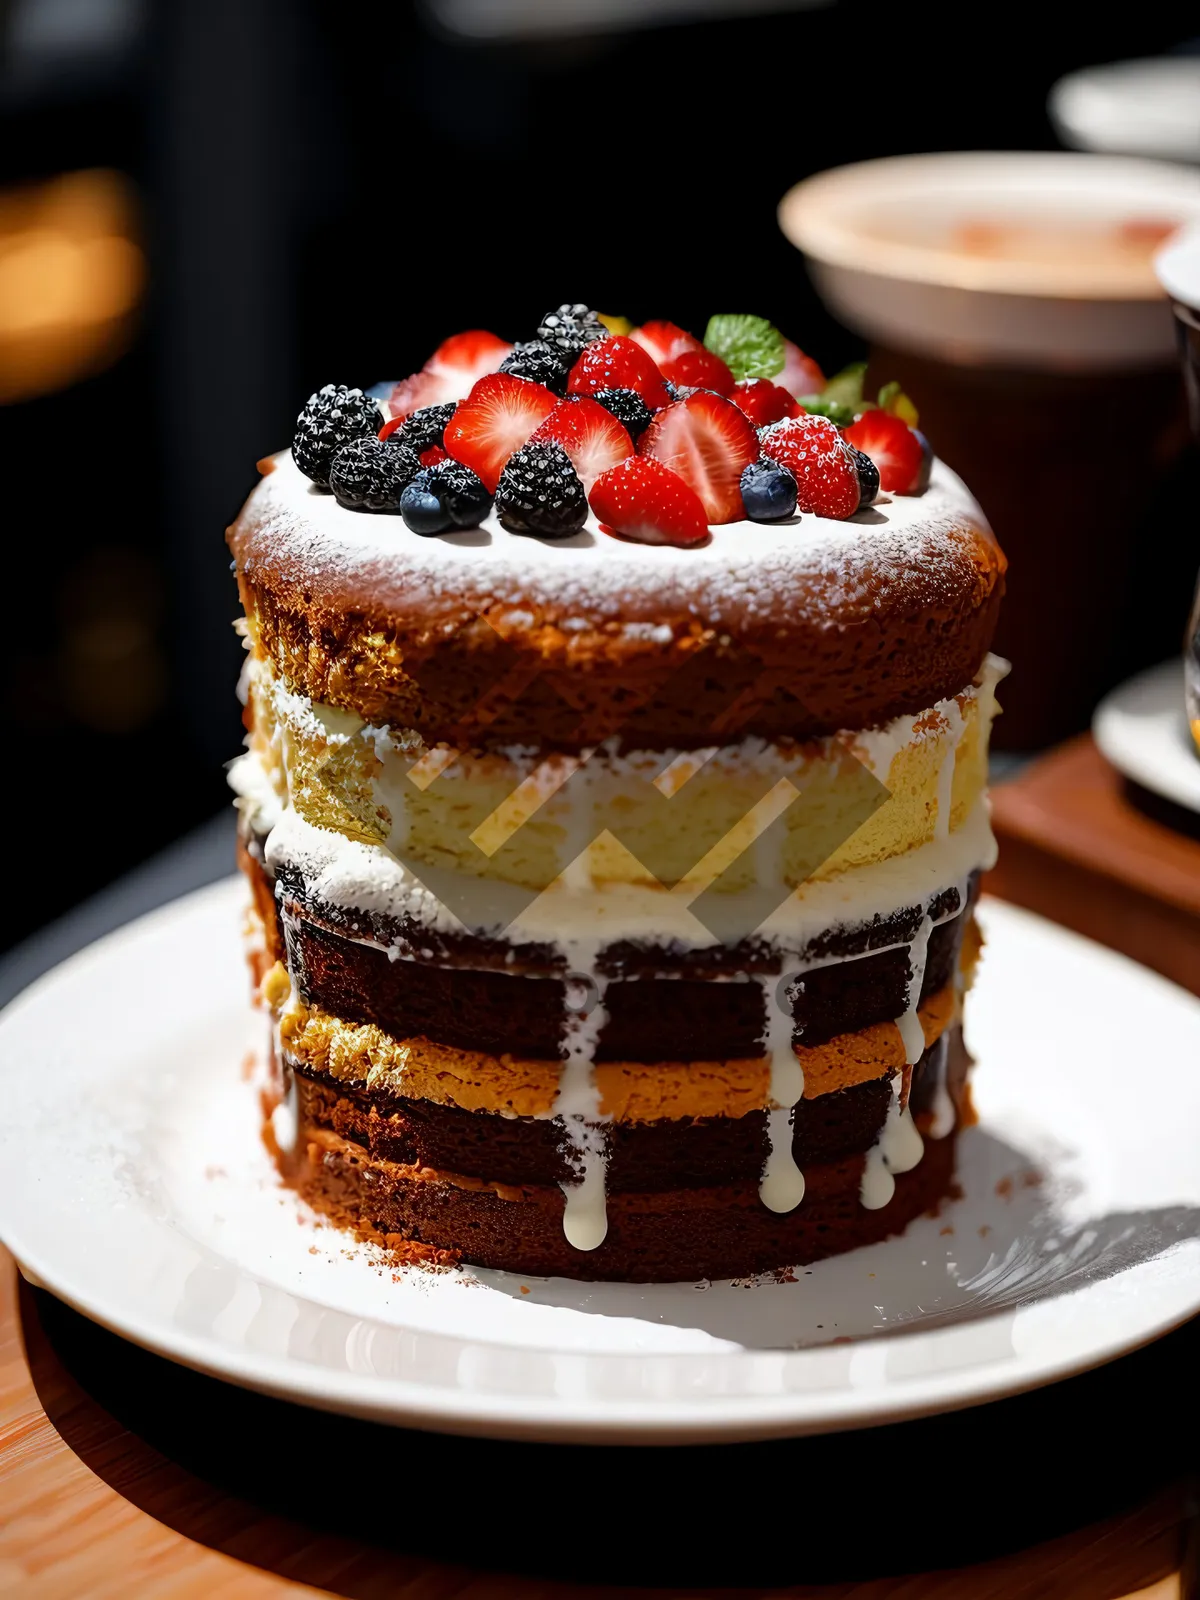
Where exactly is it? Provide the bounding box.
[842,410,931,494]
[589,457,709,547]
[631,320,705,366]
[531,396,633,493]
[637,391,759,524]
[662,347,734,396]
[443,373,557,493]
[388,330,513,418]
[731,378,802,427]
[567,336,672,410]
[759,415,861,520]
[777,339,825,402]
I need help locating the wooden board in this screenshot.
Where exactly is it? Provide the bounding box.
[987,734,1200,995]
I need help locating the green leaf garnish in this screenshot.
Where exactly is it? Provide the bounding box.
[797,394,858,427]
[820,362,868,411]
[877,380,919,427]
[703,314,785,381]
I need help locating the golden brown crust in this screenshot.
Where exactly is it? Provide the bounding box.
[228,458,1005,749]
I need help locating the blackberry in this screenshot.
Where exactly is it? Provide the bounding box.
[740,458,798,523]
[292,384,381,486]
[847,445,880,507]
[400,460,492,536]
[536,303,607,358]
[391,401,457,456]
[499,340,570,394]
[592,387,653,441]
[494,439,586,539]
[329,436,420,511]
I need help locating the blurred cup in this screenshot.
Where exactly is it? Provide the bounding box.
[780,152,1200,749]
[1051,58,1200,163]
[1155,222,1200,754]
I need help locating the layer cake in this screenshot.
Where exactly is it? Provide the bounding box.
[228,306,1006,1282]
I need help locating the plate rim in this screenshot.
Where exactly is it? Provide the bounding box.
[2,877,1200,1444]
[1093,657,1200,814]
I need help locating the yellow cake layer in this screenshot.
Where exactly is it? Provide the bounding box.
[265,961,964,1123]
[243,650,1001,897]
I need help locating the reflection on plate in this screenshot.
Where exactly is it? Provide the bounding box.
[1093,659,1200,816]
[1,879,1199,1443]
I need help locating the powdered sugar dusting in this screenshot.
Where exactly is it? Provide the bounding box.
[231,453,993,634]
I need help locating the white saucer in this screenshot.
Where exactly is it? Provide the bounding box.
[1093,659,1200,816]
[1,878,1199,1444]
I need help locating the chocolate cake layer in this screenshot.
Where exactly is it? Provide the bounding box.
[282,1115,960,1282]
[245,844,975,1062]
[287,1025,963,1191]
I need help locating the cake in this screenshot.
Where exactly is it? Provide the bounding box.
[228,306,1006,1283]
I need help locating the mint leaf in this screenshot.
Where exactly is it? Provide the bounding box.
[703,314,785,381]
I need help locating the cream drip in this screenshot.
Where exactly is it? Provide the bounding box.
[860,1073,926,1211]
[757,966,807,1214]
[554,972,610,1252]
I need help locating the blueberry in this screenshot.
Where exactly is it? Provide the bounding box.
[912,430,933,493]
[400,470,452,535]
[740,458,798,523]
[847,445,880,508]
[431,459,492,528]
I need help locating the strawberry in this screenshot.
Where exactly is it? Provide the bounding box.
[637,391,759,524]
[631,320,705,366]
[387,330,513,418]
[589,457,709,547]
[662,346,734,395]
[842,410,931,494]
[567,336,673,410]
[531,396,633,492]
[443,373,557,493]
[777,339,825,402]
[759,415,861,520]
[731,378,802,427]
[419,444,448,468]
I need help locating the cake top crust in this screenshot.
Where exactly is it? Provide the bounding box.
[232,450,1000,641]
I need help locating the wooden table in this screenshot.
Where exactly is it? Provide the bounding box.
[0,1241,1194,1597]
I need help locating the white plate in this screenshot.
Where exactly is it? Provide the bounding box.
[1093,659,1200,815]
[1,879,1199,1444]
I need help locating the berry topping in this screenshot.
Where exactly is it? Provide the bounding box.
[847,445,880,507]
[537,303,608,357]
[399,471,449,536]
[589,456,709,548]
[630,320,705,366]
[292,384,382,487]
[739,458,799,523]
[387,330,513,418]
[758,415,861,520]
[531,395,633,492]
[731,378,802,428]
[777,340,825,401]
[379,400,457,454]
[702,314,785,382]
[400,459,492,536]
[842,409,930,494]
[443,372,558,493]
[567,335,673,410]
[591,387,654,441]
[499,340,571,394]
[637,390,760,524]
[329,436,420,511]
[661,346,735,395]
[494,439,588,539]
[420,444,448,467]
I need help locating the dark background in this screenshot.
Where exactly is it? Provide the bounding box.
[0,0,1194,953]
